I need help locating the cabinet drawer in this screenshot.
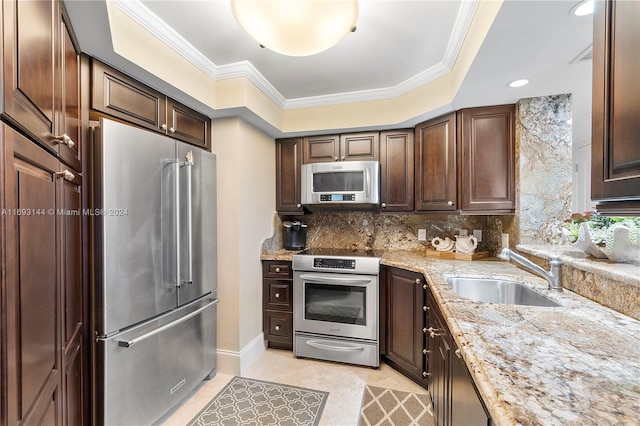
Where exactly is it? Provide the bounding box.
[264,280,292,311]
[262,261,292,279]
[263,311,293,343]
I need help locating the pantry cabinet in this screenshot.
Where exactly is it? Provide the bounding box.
[380,130,414,212]
[303,132,379,163]
[591,0,640,214]
[384,267,428,384]
[414,105,515,214]
[1,1,86,424]
[275,138,304,215]
[1,124,84,426]
[91,60,211,149]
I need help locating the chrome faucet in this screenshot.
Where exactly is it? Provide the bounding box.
[499,248,563,291]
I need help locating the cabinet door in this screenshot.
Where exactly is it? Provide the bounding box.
[276,138,304,214]
[303,135,339,163]
[591,0,640,208]
[385,268,426,382]
[459,105,515,213]
[427,293,450,426]
[2,0,60,152]
[60,170,83,426]
[380,130,414,212]
[340,132,379,161]
[166,98,211,149]
[91,60,166,135]
[415,113,458,212]
[3,126,62,425]
[450,342,491,426]
[59,11,82,172]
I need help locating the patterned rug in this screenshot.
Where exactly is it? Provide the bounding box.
[187,376,328,426]
[358,385,434,426]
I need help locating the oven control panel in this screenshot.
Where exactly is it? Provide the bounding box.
[313,257,356,269]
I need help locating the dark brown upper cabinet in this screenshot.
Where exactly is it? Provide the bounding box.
[380,129,414,212]
[415,113,458,212]
[415,105,515,214]
[91,60,211,150]
[276,138,304,215]
[591,0,640,214]
[303,132,379,163]
[459,104,516,213]
[2,0,82,171]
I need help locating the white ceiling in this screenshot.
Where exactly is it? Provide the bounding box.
[64,0,593,142]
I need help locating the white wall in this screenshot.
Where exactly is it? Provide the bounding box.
[211,117,276,374]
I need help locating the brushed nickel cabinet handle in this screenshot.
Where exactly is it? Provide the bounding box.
[275,293,280,298]
[169,127,176,134]
[275,267,281,273]
[455,349,462,358]
[55,170,75,181]
[381,202,387,208]
[161,124,167,130]
[415,278,422,284]
[447,200,454,206]
[296,203,302,209]
[54,133,75,148]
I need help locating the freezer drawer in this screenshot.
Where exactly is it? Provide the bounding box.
[96,297,218,425]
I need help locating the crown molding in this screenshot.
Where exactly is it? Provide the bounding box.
[114,0,478,111]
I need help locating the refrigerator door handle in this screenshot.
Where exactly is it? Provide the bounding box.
[117,298,219,348]
[173,160,181,288]
[183,151,194,285]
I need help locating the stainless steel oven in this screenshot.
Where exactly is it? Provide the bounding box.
[292,249,381,368]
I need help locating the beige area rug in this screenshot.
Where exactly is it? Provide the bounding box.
[187,376,328,426]
[358,385,434,426]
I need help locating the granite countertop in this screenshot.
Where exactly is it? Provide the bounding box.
[261,250,640,426]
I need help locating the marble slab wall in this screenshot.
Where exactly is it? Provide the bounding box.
[509,94,573,245]
[262,211,506,254]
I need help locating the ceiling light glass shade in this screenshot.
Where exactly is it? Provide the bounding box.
[572,0,594,16]
[231,0,359,56]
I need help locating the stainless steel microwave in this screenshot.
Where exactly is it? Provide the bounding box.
[301,160,380,210]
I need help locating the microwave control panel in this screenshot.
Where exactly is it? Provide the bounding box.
[320,194,355,202]
[313,258,356,269]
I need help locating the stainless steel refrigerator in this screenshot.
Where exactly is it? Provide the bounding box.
[92,118,217,425]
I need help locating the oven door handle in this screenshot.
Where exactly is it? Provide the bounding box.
[298,274,372,285]
[305,339,366,352]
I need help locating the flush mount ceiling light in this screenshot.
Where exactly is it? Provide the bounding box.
[508,78,530,88]
[571,0,594,16]
[231,0,359,56]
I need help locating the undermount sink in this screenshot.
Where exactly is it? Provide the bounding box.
[445,277,560,307]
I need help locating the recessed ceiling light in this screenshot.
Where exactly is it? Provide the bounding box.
[508,79,529,88]
[571,0,594,16]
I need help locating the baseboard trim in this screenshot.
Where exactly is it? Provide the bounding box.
[217,333,266,375]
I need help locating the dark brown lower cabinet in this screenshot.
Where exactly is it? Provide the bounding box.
[262,261,294,350]
[450,341,491,426]
[427,291,491,426]
[1,124,84,426]
[384,267,428,384]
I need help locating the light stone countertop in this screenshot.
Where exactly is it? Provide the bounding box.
[260,250,640,426]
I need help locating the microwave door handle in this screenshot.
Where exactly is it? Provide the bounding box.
[365,168,370,198]
[299,274,372,286]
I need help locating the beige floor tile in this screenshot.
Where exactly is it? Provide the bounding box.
[159,348,429,426]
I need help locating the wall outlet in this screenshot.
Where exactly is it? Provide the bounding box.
[418,229,427,241]
[473,229,483,242]
[502,233,510,248]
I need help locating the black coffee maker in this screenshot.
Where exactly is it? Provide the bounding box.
[283,221,307,251]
